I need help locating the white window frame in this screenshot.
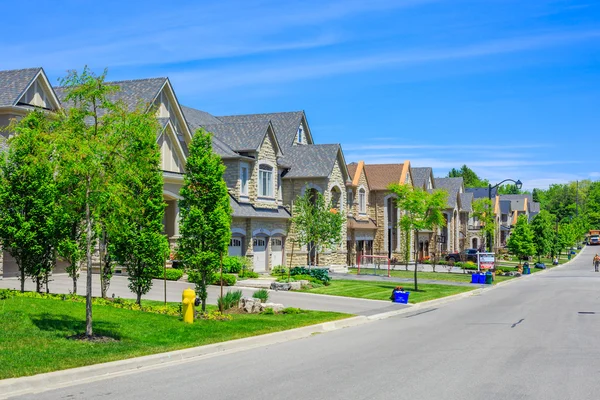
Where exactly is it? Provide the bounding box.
[240,162,249,197]
[258,164,274,198]
[297,126,303,143]
[359,187,366,214]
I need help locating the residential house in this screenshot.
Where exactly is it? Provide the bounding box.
[433,177,465,254]
[411,167,437,260]
[346,161,377,266]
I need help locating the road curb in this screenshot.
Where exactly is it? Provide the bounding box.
[0,315,369,399]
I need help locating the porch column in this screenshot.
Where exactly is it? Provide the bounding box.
[174,202,180,237]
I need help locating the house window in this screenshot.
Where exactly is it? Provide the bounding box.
[359,188,366,214]
[297,126,303,143]
[347,190,353,209]
[229,238,242,247]
[253,238,266,247]
[240,163,249,196]
[258,164,273,197]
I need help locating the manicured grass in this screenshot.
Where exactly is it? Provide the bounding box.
[300,279,476,303]
[0,296,349,379]
[349,268,514,284]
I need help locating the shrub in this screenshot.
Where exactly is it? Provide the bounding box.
[218,290,243,311]
[210,273,237,286]
[222,256,247,274]
[238,270,259,279]
[153,268,183,281]
[200,310,233,321]
[252,288,269,303]
[261,307,275,315]
[271,265,289,276]
[282,307,306,314]
[290,267,330,284]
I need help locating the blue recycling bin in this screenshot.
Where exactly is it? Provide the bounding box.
[478,273,486,284]
[392,290,410,304]
[471,273,479,284]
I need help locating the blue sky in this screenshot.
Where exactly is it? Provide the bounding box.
[2,0,599,189]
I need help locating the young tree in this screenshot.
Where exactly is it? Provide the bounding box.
[178,128,231,312]
[388,183,447,290]
[0,111,61,292]
[291,188,344,266]
[531,210,554,262]
[507,215,536,262]
[107,106,169,305]
[472,198,495,251]
[54,67,120,337]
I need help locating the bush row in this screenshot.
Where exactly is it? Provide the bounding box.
[152,268,184,281]
[290,267,330,284]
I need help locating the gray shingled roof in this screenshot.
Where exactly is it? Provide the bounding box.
[212,136,240,159]
[411,167,432,189]
[201,121,271,152]
[500,200,511,214]
[434,177,464,209]
[0,68,42,107]
[217,111,304,152]
[465,187,497,199]
[529,201,541,213]
[230,196,291,219]
[281,144,340,178]
[181,105,222,128]
[55,77,167,114]
[460,192,473,212]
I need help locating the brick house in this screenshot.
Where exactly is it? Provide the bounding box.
[346,161,377,266]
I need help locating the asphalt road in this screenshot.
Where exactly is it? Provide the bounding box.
[9,246,600,399]
[0,272,406,316]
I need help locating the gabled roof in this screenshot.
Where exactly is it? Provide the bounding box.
[200,121,273,152]
[217,111,309,152]
[460,192,473,212]
[411,167,433,189]
[466,187,497,199]
[230,196,291,219]
[212,135,241,159]
[181,105,222,127]
[529,201,541,213]
[0,67,60,110]
[434,177,464,209]
[347,161,369,188]
[499,200,511,214]
[0,68,42,107]
[347,162,358,181]
[281,144,343,179]
[363,163,405,191]
[55,77,168,114]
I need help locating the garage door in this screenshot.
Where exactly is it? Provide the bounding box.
[252,237,267,273]
[271,237,283,267]
[228,237,243,257]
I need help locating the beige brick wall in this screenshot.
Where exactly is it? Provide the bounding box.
[223,160,240,200]
[252,133,279,209]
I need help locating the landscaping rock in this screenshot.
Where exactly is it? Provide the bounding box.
[289,281,301,290]
[515,273,522,277]
[260,302,285,313]
[241,297,263,313]
[270,282,291,291]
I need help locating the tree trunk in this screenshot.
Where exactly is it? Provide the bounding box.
[414,230,419,291]
[20,266,25,293]
[136,291,142,306]
[45,272,50,294]
[85,183,93,337]
[72,268,77,294]
[36,276,42,293]
[288,241,295,283]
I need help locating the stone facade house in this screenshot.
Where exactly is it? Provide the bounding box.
[362,162,413,261]
[346,161,377,266]
[433,177,465,254]
[411,167,437,260]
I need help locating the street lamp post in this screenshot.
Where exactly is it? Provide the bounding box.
[487,179,523,252]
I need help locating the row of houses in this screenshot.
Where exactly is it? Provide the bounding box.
[0,67,540,278]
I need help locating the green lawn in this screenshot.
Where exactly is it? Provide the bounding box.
[300,279,476,303]
[0,296,349,379]
[348,268,514,284]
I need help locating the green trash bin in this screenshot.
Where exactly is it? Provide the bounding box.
[485,271,493,284]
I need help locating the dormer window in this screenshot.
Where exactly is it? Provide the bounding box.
[258,164,274,198]
[359,188,366,214]
[297,126,303,144]
[240,162,249,196]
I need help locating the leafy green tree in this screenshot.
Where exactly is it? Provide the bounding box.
[388,183,447,290]
[507,215,536,262]
[55,67,121,337]
[178,128,231,312]
[107,106,169,305]
[0,111,61,292]
[497,184,524,195]
[447,165,489,188]
[586,181,600,229]
[291,188,344,266]
[472,198,495,251]
[531,210,554,261]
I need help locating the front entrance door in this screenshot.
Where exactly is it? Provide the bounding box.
[271,237,283,267]
[228,237,243,257]
[253,237,267,272]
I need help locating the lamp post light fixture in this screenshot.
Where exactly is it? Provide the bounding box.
[487,179,523,251]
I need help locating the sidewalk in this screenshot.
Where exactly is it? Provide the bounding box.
[0,274,408,316]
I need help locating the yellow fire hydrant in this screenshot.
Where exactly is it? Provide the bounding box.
[182,288,196,324]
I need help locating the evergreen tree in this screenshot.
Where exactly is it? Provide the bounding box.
[178,128,231,311]
[447,165,489,188]
[507,215,536,262]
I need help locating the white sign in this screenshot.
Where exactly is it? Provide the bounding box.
[477,252,495,270]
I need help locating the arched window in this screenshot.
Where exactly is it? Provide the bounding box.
[258,164,273,197]
[359,188,366,214]
[330,186,341,211]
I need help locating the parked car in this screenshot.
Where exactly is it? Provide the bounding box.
[445,248,479,263]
